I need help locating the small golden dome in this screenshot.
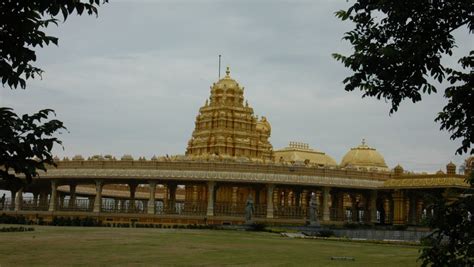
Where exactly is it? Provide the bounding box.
[213,67,241,91]
[393,164,404,176]
[121,154,134,161]
[256,116,271,134]
[340,139,388,171]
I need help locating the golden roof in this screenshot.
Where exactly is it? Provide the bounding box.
[274,142,337,167]
[384,176,470,189]
[340,139,388,171]
[212,67,242,92]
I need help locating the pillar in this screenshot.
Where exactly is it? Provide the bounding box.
[59,194,65,210]
[93,180,103,213]
[33,193,39,207]
[192,185,199,204]
[114,198,119,212]
[88,196,95,211]
[14,187,23,211]
[273,187,279,211]
[163,184,169,210]
[119,199,125,212]
[39,192,48,209]
[231,186,238,207]
[255,187,260,205]
[369,190,378,224]
[294,189,301,207]
[148,181,156,215]
[69,184,77,209]
[129,183,138,211]
[334,191,344,221]
[206,181,215,216]
[168,183,177,213]
[266,184,274,219]
[392,190,406,225]
[383,197,390,224]
[301,190,308,211]
[283,189,289,207]
[10,190,17,211]
[322,187,330,222]
[408,193,417,225]
[48,180,58,212]
[416,199,424,224]
[350,194,358,222]
[142,200,147,211]
[289,190,294,206]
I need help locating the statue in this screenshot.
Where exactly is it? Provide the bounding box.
[308,193,320,227]
[0,193,5,210]
[245,195,254,223]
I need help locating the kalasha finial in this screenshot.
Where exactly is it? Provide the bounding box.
[226,66,230,76]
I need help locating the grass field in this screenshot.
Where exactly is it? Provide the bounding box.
[0,225,420,266]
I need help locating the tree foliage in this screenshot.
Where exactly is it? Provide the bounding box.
[0,108,66,183]
[436,53,474,155]
[333,0,473,155]
[0,0,108,89]
[0,0,107,184]
[334,1,474,266]
[419,181,474,266]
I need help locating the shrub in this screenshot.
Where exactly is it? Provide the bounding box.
[0,226,35,232]
[318,229,335,237]
[246,223,266,232]
[392,225,408,231]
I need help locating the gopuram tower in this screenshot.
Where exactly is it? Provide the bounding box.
[186,67,273,160]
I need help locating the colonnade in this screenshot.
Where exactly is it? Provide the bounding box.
[2,179,437,226]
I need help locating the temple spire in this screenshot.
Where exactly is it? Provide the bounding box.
[186,68,273,160]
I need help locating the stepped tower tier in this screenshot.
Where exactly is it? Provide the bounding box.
[186,67,273,160]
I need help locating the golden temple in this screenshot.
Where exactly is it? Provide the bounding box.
[1,68,472,227]
[186,67,272,160]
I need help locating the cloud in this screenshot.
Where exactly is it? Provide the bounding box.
[1,1,469,173]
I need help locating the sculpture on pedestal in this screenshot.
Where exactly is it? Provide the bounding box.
[309,193,320,227]
[245,195,254,223]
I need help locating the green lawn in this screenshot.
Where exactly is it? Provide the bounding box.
[0,225,420,266]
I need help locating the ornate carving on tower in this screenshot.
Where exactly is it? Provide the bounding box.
[186,67,273,160]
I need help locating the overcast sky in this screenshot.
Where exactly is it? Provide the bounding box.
[1,0,472,173]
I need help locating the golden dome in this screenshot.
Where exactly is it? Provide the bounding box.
[212,67,242,91]
[340,139,388,171]
[208,66,245,108]
[274,142,337,167]
[256,116,271,135]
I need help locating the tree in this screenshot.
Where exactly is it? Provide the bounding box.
[418,178,474,266]
[332,0,473,155]
[0,108,66,184]
[333,1,473,266]
[1,0,108,89]
[0,0,107,183]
